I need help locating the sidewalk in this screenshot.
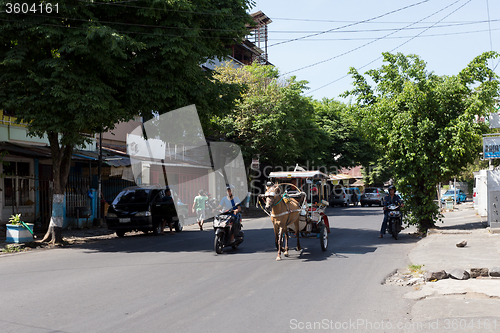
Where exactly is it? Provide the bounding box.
[403,202,500,327]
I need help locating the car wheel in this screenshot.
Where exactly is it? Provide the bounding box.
[368,203,372,207]
[116,230,126,237]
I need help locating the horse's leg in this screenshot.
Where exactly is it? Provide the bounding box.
[274,222,279,249]
[294,216,302,251]
[284,228,289,257]
[276,227,282,261]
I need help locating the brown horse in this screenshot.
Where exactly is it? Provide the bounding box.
[263,183,305,261]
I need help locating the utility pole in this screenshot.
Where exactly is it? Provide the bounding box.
[98,133,102,219]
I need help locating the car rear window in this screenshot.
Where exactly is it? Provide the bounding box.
[365,188,379,194]
[113,189,151,205]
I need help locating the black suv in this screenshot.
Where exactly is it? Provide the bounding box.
[106,185,186,237]
[360,187,385,207]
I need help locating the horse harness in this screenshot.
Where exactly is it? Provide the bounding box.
[263,185,305,227]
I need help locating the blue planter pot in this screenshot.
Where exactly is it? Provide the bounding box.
[6,223,34,243]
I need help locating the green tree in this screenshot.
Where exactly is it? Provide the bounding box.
[212,63,322,168]
[0,0,253,243]
[312,98,375,173]
[343,52,500,231]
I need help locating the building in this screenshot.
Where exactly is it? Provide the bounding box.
[202,11,272,70]
[0,111,101,230]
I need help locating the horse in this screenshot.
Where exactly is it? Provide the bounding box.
[262,183,305,261]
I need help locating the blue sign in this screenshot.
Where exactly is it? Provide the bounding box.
[484,137,500,159]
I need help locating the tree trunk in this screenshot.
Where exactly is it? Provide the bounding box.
[419,217,435,232]
[41,132,74,244]
[416,184,437,233]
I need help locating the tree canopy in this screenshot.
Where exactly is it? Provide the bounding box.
[211,63,371,172]
[211,63,321,168]
[343,52,500,231]
[0,0,253,241]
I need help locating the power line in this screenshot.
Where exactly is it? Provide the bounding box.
[268,0,431,47]
[0,0,253,18]
[267,27,500,42]
[0,17,246,40]
[486,0,495,69]
[307,0,473,95]
[267,19,500,34]
[0,13,251,34]
[286,0,465,76]
[270,17,485,24]
[3,10,498,35]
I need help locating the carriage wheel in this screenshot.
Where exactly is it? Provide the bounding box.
[319,225,328,251]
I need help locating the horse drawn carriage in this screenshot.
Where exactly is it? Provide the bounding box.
[259,170,330,260]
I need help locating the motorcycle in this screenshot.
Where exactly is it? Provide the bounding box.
[386,204,402,240]
[213,209,244,254]
[204,197,218,222]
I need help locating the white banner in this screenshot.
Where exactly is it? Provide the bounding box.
[489,113,500,129]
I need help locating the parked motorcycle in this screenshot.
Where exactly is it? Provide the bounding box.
[386,204,402,240]
[205,196,218,222]
[213,209,244,254]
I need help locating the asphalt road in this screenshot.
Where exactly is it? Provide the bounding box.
[0,206,423,333]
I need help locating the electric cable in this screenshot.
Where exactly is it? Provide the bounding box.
[306,0,473,95]
[268,0,431,47]
[286,0,464,76]
[266,27,500,41]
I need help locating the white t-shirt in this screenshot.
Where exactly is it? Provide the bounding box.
[219,196,241,211]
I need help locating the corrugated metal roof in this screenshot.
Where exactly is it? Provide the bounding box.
[329,173,352,180]
[0,142,52,158]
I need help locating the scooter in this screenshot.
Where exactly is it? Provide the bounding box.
[213,209,244,254]
[386,204,402,240]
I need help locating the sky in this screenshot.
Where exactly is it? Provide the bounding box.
[250,0,500,101]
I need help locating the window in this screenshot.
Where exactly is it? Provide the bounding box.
[112,189,151,205]
[3,161,31,207]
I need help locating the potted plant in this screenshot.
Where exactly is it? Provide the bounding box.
[6,214,34,243]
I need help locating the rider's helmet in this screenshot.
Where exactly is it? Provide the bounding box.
[388,185,396,192]
[311,187,318,194]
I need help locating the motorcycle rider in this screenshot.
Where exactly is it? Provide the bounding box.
[379,185,404,238]
[216,185,242,243]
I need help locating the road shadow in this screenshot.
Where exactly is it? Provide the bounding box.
[297,226,420,262]
[433,220,489,230]
[66,220,420,265]
[326,206,385,217]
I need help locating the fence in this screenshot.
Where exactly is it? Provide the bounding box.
[66,174,92,220]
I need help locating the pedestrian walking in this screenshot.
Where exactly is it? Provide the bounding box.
[193,190,208,230]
